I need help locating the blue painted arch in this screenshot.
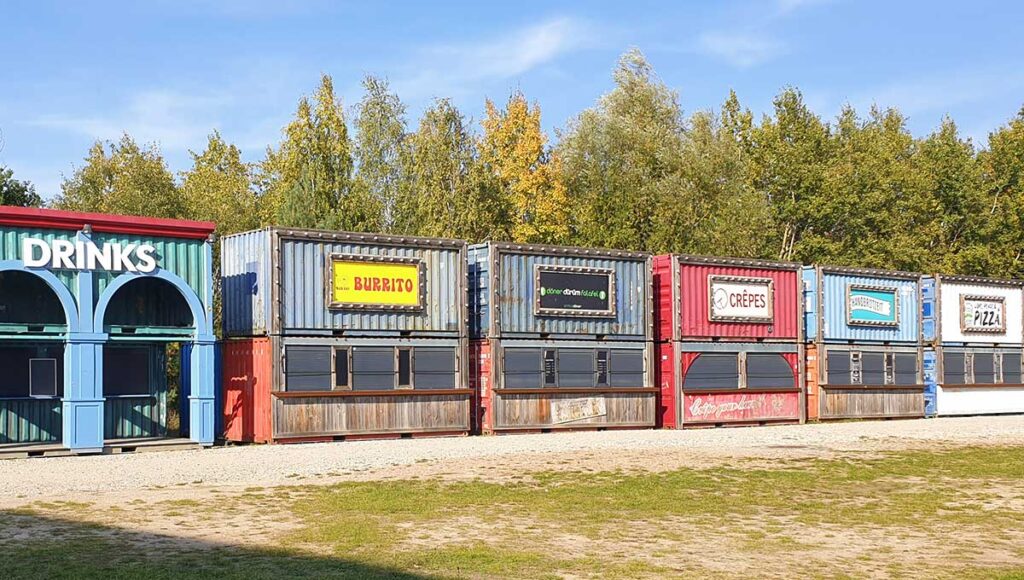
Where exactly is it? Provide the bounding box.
[0,260,81,333]
[92,269,213,338]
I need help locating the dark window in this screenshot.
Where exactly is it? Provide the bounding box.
[283,346,332,392]
[334,348,349,389]
[609,349,645,387]
[893,353,918,385]
[103,347,151,396]
[0,346,64,398]
[746,354,795,389]
[504,348,542,388]
[397,348,412,388]
[596,350,609,386]
[683,354,739,390]
[558,350,595,387]
[1003,352,1022,385]
[414,348,457,390]
[29,359,58,397]
[352,347,395,391]
[974,352,996,384]
[862,352,885,386]
[826,350,852,385]
[943,352,967,385]
[544,350,556,386]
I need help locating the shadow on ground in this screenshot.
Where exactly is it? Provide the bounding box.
[0,509,429,580]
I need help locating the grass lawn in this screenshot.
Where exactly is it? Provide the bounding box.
[2,446,1023,579]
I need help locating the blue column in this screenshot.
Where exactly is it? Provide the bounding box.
[63,232,106,452]
[188,335,217,445]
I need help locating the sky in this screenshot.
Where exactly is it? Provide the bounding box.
[2,0,1023,200]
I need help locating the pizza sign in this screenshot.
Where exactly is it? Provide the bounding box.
[960,295,1006,333]
[708,275,774,323]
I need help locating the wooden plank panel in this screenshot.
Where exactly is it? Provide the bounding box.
[821,388,924,419]
[272,394,471,438]
[493,391,656,430]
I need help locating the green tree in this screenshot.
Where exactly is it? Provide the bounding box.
[558,48,685,250]
[353,75,411,234]
[978,107,1024,277]
[55,134,182,218]
[260,74,376,230]
[0,166,42,207]
[180,131,258,236]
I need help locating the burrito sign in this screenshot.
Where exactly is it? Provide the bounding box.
[708,275,774,322]
[328,255,424,310]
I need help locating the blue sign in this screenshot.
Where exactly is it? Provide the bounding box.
[847,285,899,327]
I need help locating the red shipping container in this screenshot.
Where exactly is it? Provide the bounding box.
[223,338,274,443]
[653,255,803,342]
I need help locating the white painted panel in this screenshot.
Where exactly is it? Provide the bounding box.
[939,283,1023,345]
[936,386,1024,415]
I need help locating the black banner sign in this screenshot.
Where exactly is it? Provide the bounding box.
[535,267,615,317]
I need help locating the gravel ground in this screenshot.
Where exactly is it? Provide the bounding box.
[2,415,1022,500]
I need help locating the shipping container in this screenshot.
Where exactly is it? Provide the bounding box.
[468,242,655,433]
[469,242,651,340]
[0,206,217,453]
[653,255,802,342]
[802,266,925,420]
[922,275,1024,416]
[220,228,471,441]
[653,254,804,428]
[222,228,465,338]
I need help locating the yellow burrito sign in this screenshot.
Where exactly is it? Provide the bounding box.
[329,258,423,309]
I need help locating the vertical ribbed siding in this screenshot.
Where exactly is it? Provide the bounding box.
[482,247,649,339]
[677,262,801,340]
[0,399,62,443]
[816,271,920,344]
[277,236,464,335]
[936,280,1024,345]
[91,232,208,304]
[468,244,490,339]
[0,227,79,300]
[220,230,271,336]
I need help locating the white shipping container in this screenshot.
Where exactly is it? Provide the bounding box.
[938,281,1024,345]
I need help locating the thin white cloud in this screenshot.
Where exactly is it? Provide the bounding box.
[392,17,595,101]
[847,68,1024,118]
[32,89,232,151]
[697,31,785,68]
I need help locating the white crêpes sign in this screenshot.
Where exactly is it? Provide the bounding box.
[22,238,158,273]
[709,276,773,322]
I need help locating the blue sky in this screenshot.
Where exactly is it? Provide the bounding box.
[2,0,1023,200]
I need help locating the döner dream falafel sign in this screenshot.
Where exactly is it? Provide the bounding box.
[328,254,424,310]
[708,275,774,322]
[534,264,616,317]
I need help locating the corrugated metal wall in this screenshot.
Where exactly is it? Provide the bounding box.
[90,232,209,305]
[279,236,464,335]
[471,243,650,339]
[811,270,920,343]
[676,262,801,340]
[221,230,271,337]
[937,280,1023,345]
[0,399,61,443]
[0,227,80,299]
[222,337,275,443]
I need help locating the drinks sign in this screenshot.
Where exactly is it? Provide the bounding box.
[22,237,158,273]
[961,295,1005,333]
[535,265,615,317]
[847,285,899,327]
[708,275,774,322]
[328,254,424,310]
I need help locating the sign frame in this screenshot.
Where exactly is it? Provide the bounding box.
[325,252,426,312]
[533,264,617,318]
[959,294,1007,334]
[707,275,775,323]
[845,284,900,328]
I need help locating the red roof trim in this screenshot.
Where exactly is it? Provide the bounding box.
[0,206,215,240]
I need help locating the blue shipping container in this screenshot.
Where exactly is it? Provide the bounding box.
[803,266,921,344]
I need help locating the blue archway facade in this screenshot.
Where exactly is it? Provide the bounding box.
[0,208,216,452]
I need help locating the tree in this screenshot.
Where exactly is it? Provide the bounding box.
[260,74,376,230]
[353,75,411,234]
[479,92,567,244]
[180,131,258,236]
[558,48,685,250]
[0,166,42,207]
[55,134,182,218]
[978,107,1024,277]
